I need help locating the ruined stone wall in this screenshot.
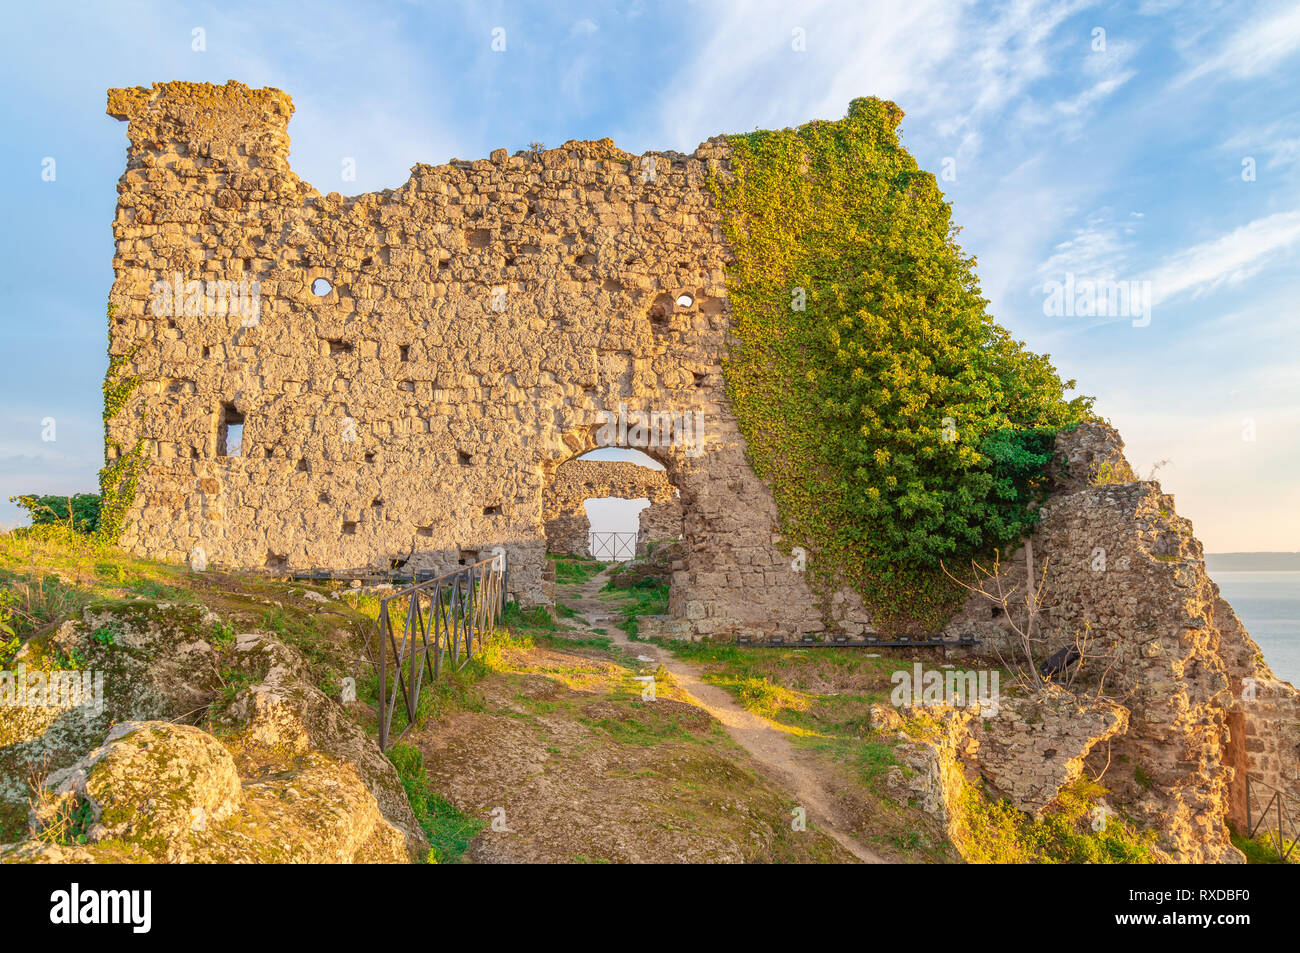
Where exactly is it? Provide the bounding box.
[942,422,1299,862]
[542,458,674,556]
[637,499,684,555]
[104,80,823,633]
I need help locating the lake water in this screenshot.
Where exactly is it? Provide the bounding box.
[1212,571,1300,686]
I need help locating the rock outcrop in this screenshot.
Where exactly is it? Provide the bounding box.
[0,600,424,863]
[934,421,1298,862]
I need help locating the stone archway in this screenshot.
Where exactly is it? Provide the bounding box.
[542,454,681,557]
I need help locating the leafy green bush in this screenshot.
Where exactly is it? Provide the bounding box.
[710,97,1092,630]
[9,494,101,535]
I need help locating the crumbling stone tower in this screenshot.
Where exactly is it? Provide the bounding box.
[103,80,830,637]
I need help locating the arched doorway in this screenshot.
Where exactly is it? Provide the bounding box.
[542,448,682,560]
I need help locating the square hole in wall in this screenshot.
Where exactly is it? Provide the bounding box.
[342,521,357,536]
[483,504,502,516]
[457,450,472,466]
[296,458,309,473]
[327,339,353,356]
[364,451,376,463]
[318,492,330,503]
[416,526,432,538]
[399,344,410,362]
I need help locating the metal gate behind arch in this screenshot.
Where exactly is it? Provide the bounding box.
[589,531,637,561]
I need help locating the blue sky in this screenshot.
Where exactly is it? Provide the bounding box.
[1,0,1297,551]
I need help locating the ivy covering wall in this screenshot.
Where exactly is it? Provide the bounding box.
[711,97,1092,631]
[97,302,145,543]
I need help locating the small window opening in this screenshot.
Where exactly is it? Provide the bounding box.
[342,521,358,535]
[483,504,502,516]
[399,344,410,361]
[318,492,330,503]
[202,345,211,359]
[457,450,472,466]
[676,293,694,308]
[416,526,433,538]
[296,458,308,473]
[218,404,244,457]
[328,339,353,356]
[364,451,376,463]
[312,278,333,296]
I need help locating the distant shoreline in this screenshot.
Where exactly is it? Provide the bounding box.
[1205,552,1300,572]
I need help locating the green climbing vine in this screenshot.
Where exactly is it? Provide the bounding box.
[709,97,1093,632]
[96,302,146,543]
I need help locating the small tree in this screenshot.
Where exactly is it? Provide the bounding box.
[943,542,1119,698]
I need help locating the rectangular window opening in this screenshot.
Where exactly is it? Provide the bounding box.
[218,404,245,457]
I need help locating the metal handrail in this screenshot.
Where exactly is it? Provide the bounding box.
[1245,774,1299,862]
[374,555,506,750]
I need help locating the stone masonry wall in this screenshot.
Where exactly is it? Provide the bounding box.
[637,499,684,555]
[104,80,824,634]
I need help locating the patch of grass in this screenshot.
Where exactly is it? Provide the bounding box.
[957,776,1159,864]
[209,619,236,647]
[389,743,485,863]
[33,793,96,847]
[209,668,258,722]
[548,555,607,585]
[1230,825,1297,864]
[798,731,899,791]
[126,578,195,603]
[501,601,558,633]
[601,578,669,638]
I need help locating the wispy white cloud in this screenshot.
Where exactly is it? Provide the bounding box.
[1147,209,1300,305]
[1173,2,1300,86]
[1037,209,1137,279]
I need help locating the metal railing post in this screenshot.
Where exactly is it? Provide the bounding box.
[371,555,508,750]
